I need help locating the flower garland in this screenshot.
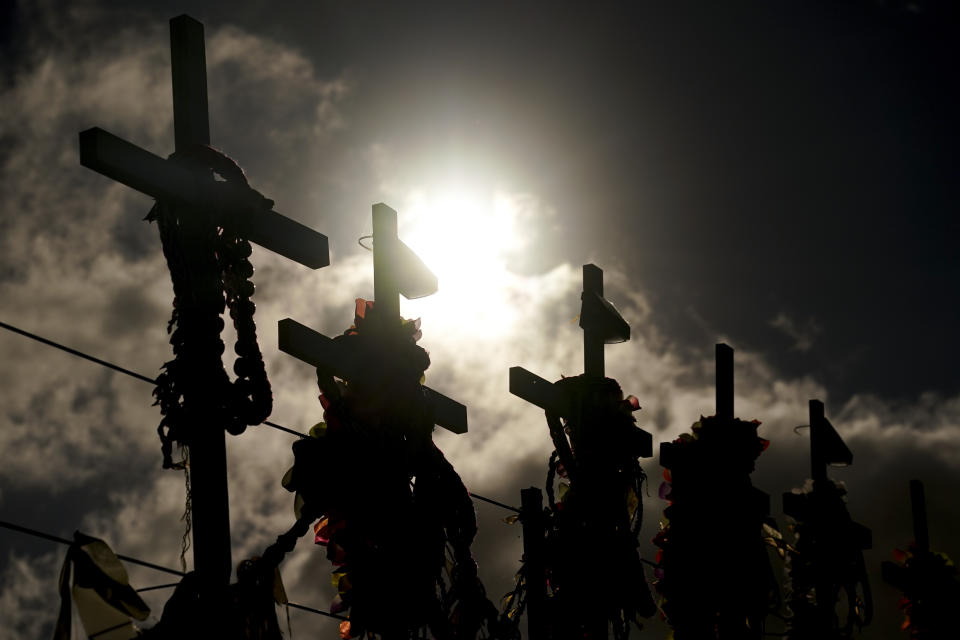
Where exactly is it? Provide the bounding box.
[783,479,872,639]
[516,375,655,640]
[652,415,775,639]
[281,300,503,639]
[149,144,274,472]
[884,543,960,638]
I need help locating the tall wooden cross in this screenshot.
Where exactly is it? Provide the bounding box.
[278,203,467,434]
[882,479,931,586]
[508,264,643,447]
[77,14,330,605]
[785,400,872,634]
[508,264,649,640]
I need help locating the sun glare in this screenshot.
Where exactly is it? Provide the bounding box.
[398,187,524,338]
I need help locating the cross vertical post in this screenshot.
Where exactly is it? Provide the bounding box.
[521,487,546,640]
[170,16,209,151]
[809,399,827,483]
[168,15,233,601]
[910,479,929,554]
[582,264,605,378]
[372,203,401,329]
[716,343,733,420]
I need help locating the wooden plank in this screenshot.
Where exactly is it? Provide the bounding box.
[509,366,571,417]
[716,343,733,420]
[278,318,466,433]
[79,127,199,203]
[582,264,605,377]
[520,487,546,640]
[425,388,467,434]
[372,203,400,324]
[170,15,210,150]
[910,479,929,553]
[79,127,329,269]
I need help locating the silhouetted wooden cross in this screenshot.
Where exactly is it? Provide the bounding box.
[279,203,468,434]
[785,400,873,634]
[508,264,644,442]
[77,14,330,603]
[882,479,931,587]
[509,265,651,640]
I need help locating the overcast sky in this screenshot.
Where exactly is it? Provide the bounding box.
[1,1,958,638]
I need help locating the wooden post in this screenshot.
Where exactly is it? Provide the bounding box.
[169,15,231,602]
[372,203,400,330]
[170,16,210,151]
[809,399,827,483]
[716,343,733,420]
[910,479,929,553]
[582,264,605,378]
[521,487,546,640]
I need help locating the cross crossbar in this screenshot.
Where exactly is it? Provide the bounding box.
[509,366,573,417]
[79,127,329,269]
[278,318,467,434]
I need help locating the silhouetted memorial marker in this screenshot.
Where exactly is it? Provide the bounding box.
[509,264,655,640]
[278,203,467,434]
[654,344,774,639]
[782,400,872,638]
[77,14,330,615]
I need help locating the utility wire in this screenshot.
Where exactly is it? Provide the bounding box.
[0,319,520,512]
[0,518,347,621]
[0,518,184,577]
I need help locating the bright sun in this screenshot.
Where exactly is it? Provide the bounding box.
[397,186,525,337]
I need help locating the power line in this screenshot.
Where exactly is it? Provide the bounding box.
[0,320,156,385]
[0,518,184,577]
[0,319,520,512]
[0,518,347,621]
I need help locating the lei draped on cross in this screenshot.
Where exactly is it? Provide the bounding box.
[884,544,960,639]
[652,415,776,639]
[148,144,274,470]
[281,300,502,640]
[505,375,656,640]
[782,478,873,639]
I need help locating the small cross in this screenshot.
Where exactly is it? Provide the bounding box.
[509,264,650,455]
[279,203,466,434]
